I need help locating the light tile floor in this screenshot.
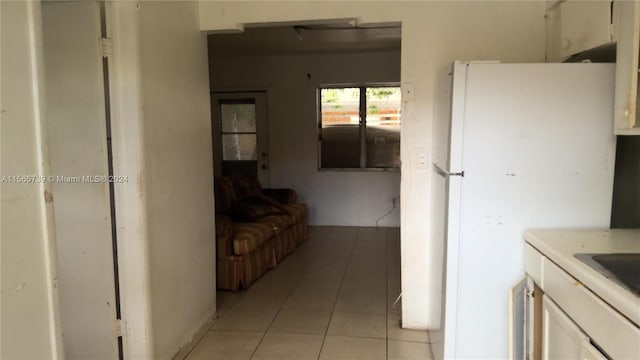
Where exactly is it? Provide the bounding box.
[186,226,433,360]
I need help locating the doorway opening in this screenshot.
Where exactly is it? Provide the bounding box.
[206,20,402,321]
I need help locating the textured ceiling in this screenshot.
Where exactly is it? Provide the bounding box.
[207,25,401,57]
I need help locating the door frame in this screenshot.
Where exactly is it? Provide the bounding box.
[210,91,269,186]
[107,2,154,358]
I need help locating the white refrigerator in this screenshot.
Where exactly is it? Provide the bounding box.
[430,62,616,359]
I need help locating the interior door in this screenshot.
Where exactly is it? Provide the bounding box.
[42,1,120,358]
[211,92,269,185]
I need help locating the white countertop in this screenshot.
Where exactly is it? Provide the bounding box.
[525,229,640,327]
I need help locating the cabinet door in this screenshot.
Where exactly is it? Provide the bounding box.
[614,1,640,134]
[542,295,583,359]
[559,1,613,58]
[526,277,543,360]
[542,295,607,360]
[545,1,613,61]
[581,342,608,360]
[509,278,527,360]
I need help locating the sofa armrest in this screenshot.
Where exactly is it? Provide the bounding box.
[262,188,298,204]
[215,215,234,259]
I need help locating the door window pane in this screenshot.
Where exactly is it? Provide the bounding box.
[222,134,257,160]
[221,102,256,133]
[366,87,401,168]
[320,88,361,168]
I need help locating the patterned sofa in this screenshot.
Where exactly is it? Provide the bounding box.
[214,175,308,291]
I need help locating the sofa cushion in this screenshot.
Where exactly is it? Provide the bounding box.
[232,194,287,220]
[232,174,262,199]
[282,203,308,222]
[262,188,298,204]
[231,222,274,255]
[255,214,293,234]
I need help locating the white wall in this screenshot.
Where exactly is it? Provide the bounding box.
[199,0,546,349]
[210,51,401,227]
[137,2,216,359]
[0,1,65,358]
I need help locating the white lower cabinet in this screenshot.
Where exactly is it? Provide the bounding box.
[525,243,640,360]
[542,295,606,360]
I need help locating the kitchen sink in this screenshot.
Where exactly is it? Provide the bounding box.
[574,253,640,296]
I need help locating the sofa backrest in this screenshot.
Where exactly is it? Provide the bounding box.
[214,176,236,215]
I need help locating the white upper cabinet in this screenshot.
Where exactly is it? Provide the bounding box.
[546,0,614,62]
[614,1,640,134]
[546,0,640,134]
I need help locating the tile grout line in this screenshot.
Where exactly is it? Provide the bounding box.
[272,330,387,341]
[187,227,413,360]
[248,228,330,360]
[316,227,360,360]
[182,269,248,360]
[213,290,244,323]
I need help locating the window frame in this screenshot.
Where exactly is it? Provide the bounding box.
[317,83,401,171]
[219,99,258,161]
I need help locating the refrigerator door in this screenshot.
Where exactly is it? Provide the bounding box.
[442,63,616,359]
[430,61,468,360]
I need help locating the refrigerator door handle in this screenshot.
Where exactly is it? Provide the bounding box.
[433,163,464,178]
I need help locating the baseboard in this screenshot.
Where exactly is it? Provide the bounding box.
[171,308,217,360]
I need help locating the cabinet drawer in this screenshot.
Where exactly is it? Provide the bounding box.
[542,257,640,359]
